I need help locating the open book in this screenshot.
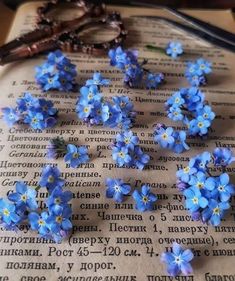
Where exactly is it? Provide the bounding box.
[0,2,235,280]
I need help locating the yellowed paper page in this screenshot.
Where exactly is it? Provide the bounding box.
[0,3,15,45]
[0,2,234,281]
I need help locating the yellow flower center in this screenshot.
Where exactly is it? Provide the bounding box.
[162,133,168,140]
[183,166,190,173]
[73,152,79,158]
[32,118,38,124]
[3,209,9,216]
[56,216,63,223]
[213,207,220,215]
[197,182,204,189]
[124,138,130,144]
[48,175,54,183]
[55,197,61,204]
[38,219,45,226]
[118,152,125,158]
[142,196,149,204]
[192,197,198,204]
[84,107,89,113]
[198,122,204,128]
[21,194,27,202]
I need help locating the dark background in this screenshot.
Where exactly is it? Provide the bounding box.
[3,0,235,10]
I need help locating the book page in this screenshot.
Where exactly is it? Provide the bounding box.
[0,2,234,281]
[0,3,15,45]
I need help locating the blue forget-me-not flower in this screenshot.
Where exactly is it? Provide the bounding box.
[212,148,235,167]
[2,107,20,127]
[28,211,50,237]
[161,242,194,277]
[105,178,131,203]
[8,182,38,211]
[64,144,89,168]
[0,199,20,226]
[46,187,73,212]
[39,165,65,193]
[166,41,183,59]
[86,72,110,87]
[132,185,157,212]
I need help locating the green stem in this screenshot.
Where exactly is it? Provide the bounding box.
[145,45,166,55]
[56,148,67,153]
[34,185,41,192]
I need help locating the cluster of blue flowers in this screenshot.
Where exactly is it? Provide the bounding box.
[0,166,72,243]
[0,182,37,231]
[161,242,194,277]
[185,58,212,87]
[109,46,164,88]
[105,179,157,211]
[166,41,183,59]
[76,72,136,129]
[153,41,212,86]
[165,42,212,86]
[176,148,235,226]
[166,87,215,137]
[154,123,189,154]
[31,166,72,242]
[112,130,150,169]
[35,50,77,92]
[2,92,58,129]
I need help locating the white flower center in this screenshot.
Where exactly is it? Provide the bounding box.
[114,185,121,192]
[174,256,182,264]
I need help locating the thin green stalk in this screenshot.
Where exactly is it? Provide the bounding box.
[145,45,166,55]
